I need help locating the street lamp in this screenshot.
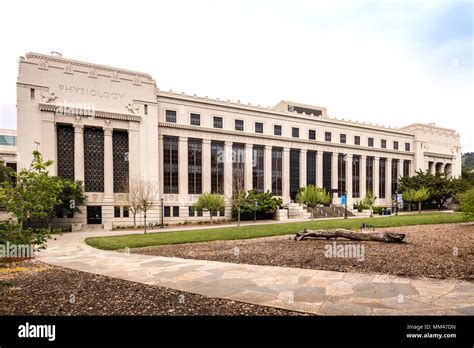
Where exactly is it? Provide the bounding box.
[160,198,164,228]
[253,199,258,223]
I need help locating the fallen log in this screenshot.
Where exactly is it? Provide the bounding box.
[295,229,405,243]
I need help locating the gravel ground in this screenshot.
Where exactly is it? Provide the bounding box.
[133,223,474,281]
[0,262,307,316]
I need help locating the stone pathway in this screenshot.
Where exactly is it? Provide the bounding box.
[37,230,474,315]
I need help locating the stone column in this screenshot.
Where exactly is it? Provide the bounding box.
[264,145,272,193]
[360,155,367,199]
[73,122,84,182]
[282,147,290,203]
[331,152,339,202]
[245,144,253,192]
[224,142,233,213]
[300,149,307,188]
[202,140,211,193]
[103,123,114,201]
[397,159,403,181]
[386,158,392,200]
[316,151,323,188]
[346,154,353,202]
[373,157,380,199]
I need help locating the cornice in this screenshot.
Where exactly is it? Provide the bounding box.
[38,103,141,122]
[25,52,153,81]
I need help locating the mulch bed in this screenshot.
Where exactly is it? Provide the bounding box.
[0,262,307,316]
[133,223,474,281]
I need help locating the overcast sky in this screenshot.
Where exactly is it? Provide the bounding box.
[1,0,472,151]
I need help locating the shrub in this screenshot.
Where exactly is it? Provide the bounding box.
[459,188,474,218]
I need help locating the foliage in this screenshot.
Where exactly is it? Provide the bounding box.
[398,170,464,208]
[414,187,430,213]
[193,192,225,225]
[402,188,417,211]
[459,188,474,218]
[462,152,474,170]
[371,206,384,215]
[0,161,14,186]
[353,200,369,212]
[363,190,377,217]
[233,190,283,221]
[295,185,331,219]
[50,178,86,226]
[231,166,247,227]
[0,223,51,250]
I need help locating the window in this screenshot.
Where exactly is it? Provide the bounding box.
[405,143,411,151]
[274,125,282,136]
[163,136,179,194]
[57,125,75,181]
[393,141,399,150]
[219,208,225,217]
[340,134,346,144]
[232,144,245,193]
[165,110,177,123]
[114,206,121,218]
[211,210,218,217]
[338,154,346,196]
[66,211,74,219]
[197,209,203,217]
[309,130,316,140]
[173,206,179,217]
[352,156,360,198]
[366,157,374,192]
[213,116,223,128]
[379,158,386,199]
[123,206,129,218]
[271,148,282,196]
[56,211,64,219]
[391,159,398,197]
[381,139,387,149]
[292,127,299,138]
[30,88,35,101]
[189,206,195,217]
[322,152,332,192]
[403,160,410,177]
[306,151,316,186]
[325,132,331,142]
[188,139,202,194]
[144,104,148,115]
[164,206,171,217]
[289,149,300,199]
[211,142,224,194]
[255,122,263,133]
[235,119,244,131]
[252,146,264,193]
[368,138,374,147]
[84,127,104,192]
[190,113,201,126]
[354,136,360,145]
[113,130,129,193]
[0,135,16,147]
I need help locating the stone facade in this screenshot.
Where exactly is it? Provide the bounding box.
[16,52,462,229]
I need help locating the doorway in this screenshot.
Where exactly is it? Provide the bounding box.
[87,206,102,225]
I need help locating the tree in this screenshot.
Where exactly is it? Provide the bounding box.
[128,178,143,229]
[295,185,331,220]
[137,180,158,234]
[0,160,14,185]
[231,165,247,227]
[193,192,225,225]
[46,178,86,232]
[414,187,430,213]
[402,189,417,212]
[363,190,377,217]
[459,188,474,218]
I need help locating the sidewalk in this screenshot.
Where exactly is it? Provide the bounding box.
[37,229,474,315]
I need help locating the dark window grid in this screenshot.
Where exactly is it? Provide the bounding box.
[57,125,75,181]
[340,134,346,144]
[163,137,179,194]
[213,117,223,128]
[338,154,346,196]
[84,128,104,192]
[306,151,316,186]
[114,206,121,218]
[391,159,398,196]
[325,132,332,142]
[271,148,283,196]
[190,113,201,126]
[352,156,360,198]
[292,128,299,138]
[368,138,374,147]
[393,141,399,150]
[309,130,316,140]
[165,110,177,123]
[289,149,300,199]
[366,157,374,192]
[173,206,180,217]
[354,136,360,145]
[252,146,265,193]
[381,139,387,149]
[274,125,282,136]
[232,144,246,193]
[211,142,224,194]
[235,119,244,131]
[379,158,386,199]
[322,152,332,192]
[164,206,171,217]
[188,139,202,194]
[255,122,263,133]
[113,130,129,193]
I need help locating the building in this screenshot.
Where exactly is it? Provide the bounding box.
[0,128,17,171]
[16,52,462,229]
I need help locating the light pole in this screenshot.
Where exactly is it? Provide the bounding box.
[253,199,258,223]
[160,198,164,228]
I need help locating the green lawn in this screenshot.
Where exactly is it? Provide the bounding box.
[85,212,473,251]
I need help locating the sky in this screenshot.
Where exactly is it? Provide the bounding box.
[1,0,472,151]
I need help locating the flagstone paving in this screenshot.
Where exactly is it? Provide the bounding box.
[36,230,474,315]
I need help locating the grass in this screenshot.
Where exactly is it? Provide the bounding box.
[85,212,474,251]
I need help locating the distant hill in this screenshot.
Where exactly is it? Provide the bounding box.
[462,152,474,170]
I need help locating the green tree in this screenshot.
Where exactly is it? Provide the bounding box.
[402,189,417,212]
[414,187,430,213]
[48,178,86,231]
[238,190,283,220]
[295,185,331,220]
[231,166,247,227]
[363,190,377,217]
[193,192,225,225]
[0,160,14,185]
[459,188,474,218]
